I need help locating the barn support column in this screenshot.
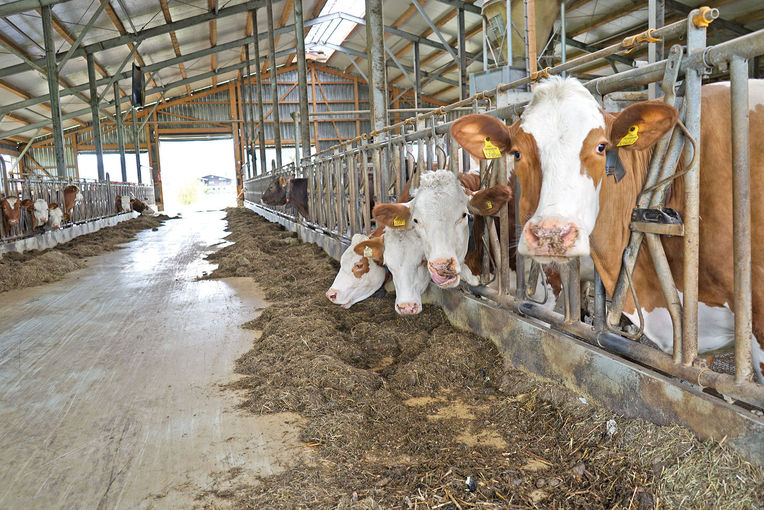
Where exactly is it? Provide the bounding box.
[239,71,251,179]
[148,109,163,209]
[86,52,105,181]
[41,5,67,178]
[133,109,141,183]
[245,45,258,175]
[457,6,467,100]
[294,0,311,161]
[265,0,283,169]
[560,0,566,76]
[229,82,243,195]
[413,41,421,109]
[365,0,388,132]
[114,82,127,182]
[252,9,268,175]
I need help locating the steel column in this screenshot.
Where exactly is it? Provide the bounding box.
[86,53,105,181]
[41,5,67,178]
[414,42,422,109]
[265,0,283,169]
[133,109,141,183]
[560,0,566,76]
[243,52,253,178]
[252,9,268,176]
[294,0,312,161]
[457,6,468,100]
[365,0,388,132]
[114,82,127,183]
[730,54,753,383]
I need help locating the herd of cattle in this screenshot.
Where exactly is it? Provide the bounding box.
[260,77,764,383]
[0,184,154,237]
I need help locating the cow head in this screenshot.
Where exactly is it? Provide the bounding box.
[326,233,386,308]
[1,196,22,230]
[261,176,287,206]
[120,195,132,213]
[23,198,49,228]
[451,77,677,262]
[47,203,63,229]
[373,170,511,288]
[382,228,431,315]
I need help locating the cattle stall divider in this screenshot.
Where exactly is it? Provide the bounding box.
[244,8,764,465]
[0,175,154,246]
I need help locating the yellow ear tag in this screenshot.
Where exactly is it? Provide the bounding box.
[485,200,492,210]
[482,137,502,159]
[393,217,406,227]
[617,125,639,147]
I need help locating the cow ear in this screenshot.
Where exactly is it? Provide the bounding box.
[468,184,512,216]
[609,100,678,151]
[457,173,481,194]
[353,237,385,265]
[450,114,512,160]
[373,202,412,230]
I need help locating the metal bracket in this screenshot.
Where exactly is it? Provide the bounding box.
[630,207,684,236]
[661,45,684,105]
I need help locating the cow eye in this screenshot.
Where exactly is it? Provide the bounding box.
[596,143,607,154]
[461,212,467,219]
[413,218,418,224]
[513,151,521,160]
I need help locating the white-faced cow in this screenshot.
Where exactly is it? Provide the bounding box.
[373,170,512,289]
[326,233,387,309]
[21,198,49,229]
[452,76,764,381]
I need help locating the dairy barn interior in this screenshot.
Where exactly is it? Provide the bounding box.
[1,0,764,507]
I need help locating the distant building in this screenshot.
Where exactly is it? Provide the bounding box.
[199,175,232,187]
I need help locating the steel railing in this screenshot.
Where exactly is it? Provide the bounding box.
[244,8,764,409]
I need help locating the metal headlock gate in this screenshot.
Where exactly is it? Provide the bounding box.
[245,8,764,464]
[1,156,154,242]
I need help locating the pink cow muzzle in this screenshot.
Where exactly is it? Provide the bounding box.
[523,219,579,257]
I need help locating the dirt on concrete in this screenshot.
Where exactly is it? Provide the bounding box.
[0,214,173,292]
[205,207,763,510]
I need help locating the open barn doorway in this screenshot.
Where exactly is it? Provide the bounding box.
[158,138,237,214]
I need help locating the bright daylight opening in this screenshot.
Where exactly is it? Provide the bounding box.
[302,0,365,62]
[78,152,150,184]
[158,138,236,214]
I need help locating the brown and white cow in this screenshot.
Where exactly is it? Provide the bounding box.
[47,203,64,229]
[116,194,131,213]
[1,195,22,235]
[62,185,83,221]
[326,232,387,308]
[452,77,764,381]
[21,198,49,229]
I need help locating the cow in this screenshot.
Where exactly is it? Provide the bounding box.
[62,185,83,222]
[1,196,22,235]
[47,203,64,229]
[261,175,309,218]
[372,169,512,289]
[21,198,49,229]
[325,233,387,308]
[452,76,764,382]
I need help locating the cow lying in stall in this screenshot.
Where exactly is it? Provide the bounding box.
[129,197,156,216]
[452,76,764,381]
[260,176,309,218]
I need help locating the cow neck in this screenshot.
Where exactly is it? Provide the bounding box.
[589,146,657,300]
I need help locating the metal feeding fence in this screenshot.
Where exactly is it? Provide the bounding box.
[1,158,154,242]
[245,9,764,413]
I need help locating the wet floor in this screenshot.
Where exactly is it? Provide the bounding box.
[0,210,304,509]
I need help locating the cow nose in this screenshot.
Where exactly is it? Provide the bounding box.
[428,258,456,277]
[396,302,419,315]
[524,219,579,256]
[325,289,338,302]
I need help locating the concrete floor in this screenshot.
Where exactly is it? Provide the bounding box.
[0,210,304,509]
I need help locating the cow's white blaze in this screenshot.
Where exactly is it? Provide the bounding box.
[407,170,471,288]
[383,228,430,314]
[5,197,18,208]
[327,233,386,309]
[518,77,605,258]
[120,196,131,212]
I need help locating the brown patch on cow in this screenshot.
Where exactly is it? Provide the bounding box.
[608,100,678,151]
[351,256,371,278]
[373,203,411,230]
[469,185,512,216]
[506,125,543,225]
[578,127,608,186]
[354,237,385,266]
[457,173,481,194]
[450,114,512,160]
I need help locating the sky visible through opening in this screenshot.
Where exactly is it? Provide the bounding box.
[304,0,365,60]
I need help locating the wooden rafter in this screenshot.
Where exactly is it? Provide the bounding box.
[100,0,157,92]
[159,0,191,97]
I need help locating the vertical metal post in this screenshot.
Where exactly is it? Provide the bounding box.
[244,47,254,178]
[524,0,537,77]
[294,0,311,161]
[114,82,127,183]
[457,7,468,100]
[507,0,512,66]
[681,10,706,366]
[730,54,753,383]
[266,0,283,169]
[41,5,67,178]
[648,0,657,99]
[133,108,141,183]
[86,52,105,181]
[594,270,606,332]
[414,41,421,109]
[482,17,488,71]
[365,0,388,132]
[252,9,268,175]
[560,0,566,77]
